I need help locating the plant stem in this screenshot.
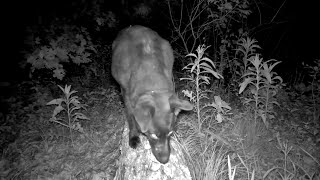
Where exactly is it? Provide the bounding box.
[66,95,73,144]
[311,73,317,124]
[265,85,270,128]
[196,58,201,132]
[254,68,259,126]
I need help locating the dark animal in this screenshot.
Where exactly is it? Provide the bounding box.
[111,25,193,164]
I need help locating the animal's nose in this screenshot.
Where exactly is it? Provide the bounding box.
[154,140,170,164]
[156,151,170,164]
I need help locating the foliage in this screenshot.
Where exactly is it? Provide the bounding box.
[239,54,283,128]
[0,81,55,156]
[3,0,319,179]
[262,134,320,179]
[167,0,251,55]
[175,131,230,180]
[303,59,320,123]
[178,44,233,179]
[26,24,96,80]
[234,37,261,79]
[87,1,118,31]
[1,84,124,179]
[219,37,262,94]
[181,45,228,132]
[167,0,251,89]
[83,43,113,87]
[47,85,89,142]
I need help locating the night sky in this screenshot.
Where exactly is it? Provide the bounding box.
[1,0,319,83]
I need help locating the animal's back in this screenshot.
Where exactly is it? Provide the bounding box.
[111,25,174,99]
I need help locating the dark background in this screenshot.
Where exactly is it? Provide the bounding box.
[1,0,319,83]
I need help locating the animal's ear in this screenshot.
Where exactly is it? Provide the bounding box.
[134,100,155,133]
[169,95,193,115]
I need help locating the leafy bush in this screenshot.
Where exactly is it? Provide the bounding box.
[234,37,261,79]
[167,0,251,93]
[25,24,96,80]
[181,45,229,132]
[239,55,283,128]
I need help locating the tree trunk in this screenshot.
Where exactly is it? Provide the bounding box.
[114,123,192,180]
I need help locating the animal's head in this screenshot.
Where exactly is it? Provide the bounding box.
[133,92,193,164]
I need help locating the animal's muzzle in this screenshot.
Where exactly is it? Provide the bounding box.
[151,138,171,164]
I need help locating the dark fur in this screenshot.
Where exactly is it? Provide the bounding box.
[111,25,193,164]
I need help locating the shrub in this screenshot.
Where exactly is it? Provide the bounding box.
[25,24,96,80]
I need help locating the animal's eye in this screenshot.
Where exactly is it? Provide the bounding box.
[167,131,173,137]
[150,133,159,140]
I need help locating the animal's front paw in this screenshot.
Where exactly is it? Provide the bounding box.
[129,136,140,149]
